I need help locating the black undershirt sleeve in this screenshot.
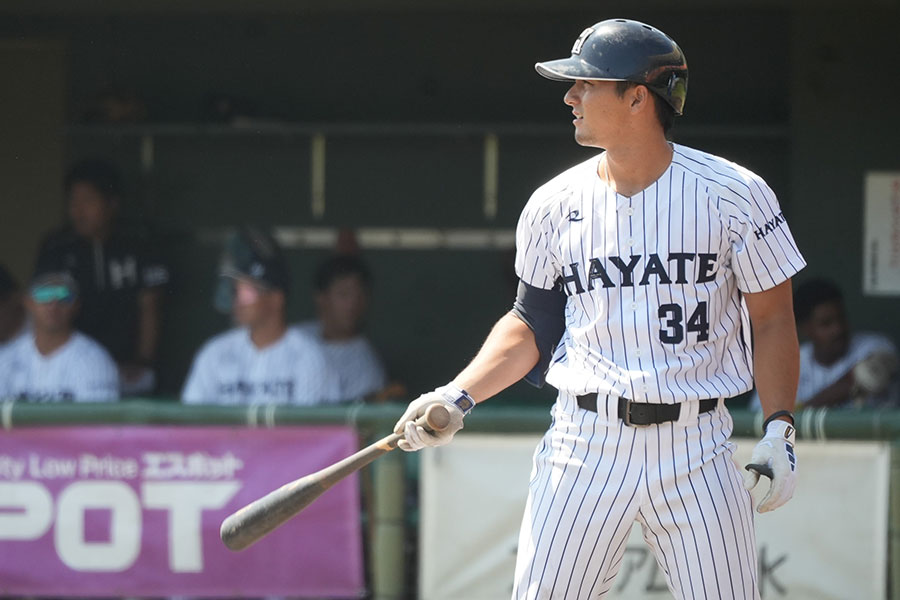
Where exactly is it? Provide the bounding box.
[510,279,567,388]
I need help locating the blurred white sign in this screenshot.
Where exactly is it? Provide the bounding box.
[420,434,889,600]
[863,172,900,295]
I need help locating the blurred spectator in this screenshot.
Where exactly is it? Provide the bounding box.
[294,254,390,402]
[0,271,118,402]
[182,227,340,405]
[34,158,169,396]
[750,278,899,410]
[0,264,29,356]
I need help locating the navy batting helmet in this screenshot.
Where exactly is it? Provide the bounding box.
[535,19,688,115]
[214,227,290,312]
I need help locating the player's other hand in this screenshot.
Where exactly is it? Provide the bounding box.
[743,420,796,513]
[393,384,473,452]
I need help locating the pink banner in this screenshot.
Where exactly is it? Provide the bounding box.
[0,426,364,598]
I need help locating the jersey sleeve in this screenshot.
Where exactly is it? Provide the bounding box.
[292,340,342,405]
[181,343,216,404]
[0,351,12,398]
[724,178,806,293]
[514,193,561,290]
[854,333,899,361]
[75,345,120,402]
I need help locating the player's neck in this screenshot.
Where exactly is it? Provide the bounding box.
[601,138,673,198]
[320,319,358,342]
[249,316,287,350]
[33,328,73,357]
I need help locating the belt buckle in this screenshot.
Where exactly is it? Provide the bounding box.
[622,399,649,428]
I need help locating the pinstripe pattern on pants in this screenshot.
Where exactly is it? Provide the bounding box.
[512,394,758,600]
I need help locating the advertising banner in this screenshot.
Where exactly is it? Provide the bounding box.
[863,171,900,295]
[420,434,889,600]
[0,426,364,598]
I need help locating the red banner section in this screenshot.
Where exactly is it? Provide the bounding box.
[0,425,364,598]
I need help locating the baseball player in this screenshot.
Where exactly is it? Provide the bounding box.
[0,271,119,402]
[294,254,387,402]
[394,19,804,599]
[182,227,341,405]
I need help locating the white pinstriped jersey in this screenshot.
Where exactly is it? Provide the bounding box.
[294,321,387,401]
[0,332,119,402]
[181,327,341,405]
[514,143,806,403]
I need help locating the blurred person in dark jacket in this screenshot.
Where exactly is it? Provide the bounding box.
[34,159,169,395]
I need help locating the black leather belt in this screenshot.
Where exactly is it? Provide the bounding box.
[577,393,717,426]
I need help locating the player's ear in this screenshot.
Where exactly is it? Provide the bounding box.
[314,290,327,311]
[273,289,286,312]
[72,299,82,319]
[630,85,649,111]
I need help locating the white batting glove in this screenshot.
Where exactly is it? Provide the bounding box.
[393,384,475,452]
[743,420,797,513]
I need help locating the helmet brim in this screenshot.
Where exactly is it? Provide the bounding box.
[535,57,620,82]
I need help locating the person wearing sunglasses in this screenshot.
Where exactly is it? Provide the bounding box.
[0,271,119,402]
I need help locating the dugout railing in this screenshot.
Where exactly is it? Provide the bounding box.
[2,399,898,599]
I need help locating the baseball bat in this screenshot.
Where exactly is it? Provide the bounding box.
[220,403,451,551]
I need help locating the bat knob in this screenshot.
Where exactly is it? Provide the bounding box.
[220,514,248,551]
[424,403,452,432]
[745,463,774,480]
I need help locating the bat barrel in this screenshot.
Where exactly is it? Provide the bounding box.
[219,403,451,551]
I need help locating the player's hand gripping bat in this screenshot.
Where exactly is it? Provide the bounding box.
[220,403,451,551]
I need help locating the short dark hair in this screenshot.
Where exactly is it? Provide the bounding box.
[314,255,372,292]
[65,159,123,200]
[793,278,844,324]
[615,81,676,135]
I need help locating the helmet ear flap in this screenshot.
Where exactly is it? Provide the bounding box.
[666,72,688,115]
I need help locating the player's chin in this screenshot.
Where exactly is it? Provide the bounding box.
[572,131,598,148]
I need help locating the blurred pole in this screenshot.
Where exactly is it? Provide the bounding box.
[311,133,326,220]
[370,435,406,600]
[891,443,900,600]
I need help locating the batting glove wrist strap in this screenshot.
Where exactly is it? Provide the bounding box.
[762,410,794,433]
[437,383,476,416]
[764,418,796,441]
